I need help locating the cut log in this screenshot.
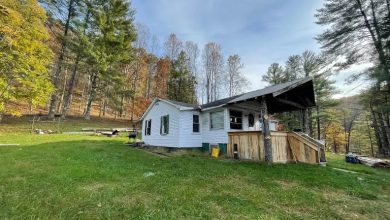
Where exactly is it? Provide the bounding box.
[357,156,390,168]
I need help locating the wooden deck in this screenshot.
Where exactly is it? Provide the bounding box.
[227,131,325,164]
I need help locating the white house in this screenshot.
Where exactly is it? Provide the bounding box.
[139,77,319,153]
[140,97,279,152]
[140,77,321,161]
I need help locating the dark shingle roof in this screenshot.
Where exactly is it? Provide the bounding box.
[199,95,240,109]
[200,77,312,109]
[158,77,313,111]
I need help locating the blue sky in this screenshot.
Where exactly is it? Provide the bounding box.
[132,0,368,98]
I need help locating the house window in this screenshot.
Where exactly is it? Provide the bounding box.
[193,115,200,133]
[145,119,151,136]
[160,115,169,135]
[230,110,242,129]
[210,111,224,130]
[248,113,254,127]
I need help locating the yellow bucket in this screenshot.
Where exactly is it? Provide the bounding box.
[211,147,220,158]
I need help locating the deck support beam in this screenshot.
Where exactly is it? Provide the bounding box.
[260,96,273,165]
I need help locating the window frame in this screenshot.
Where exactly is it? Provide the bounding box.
[230,110,243,130]
[248,113,255,128]
[210,111,224,130]
[144,119,151,136]
[192,114,200,133]
[160,115,169,135]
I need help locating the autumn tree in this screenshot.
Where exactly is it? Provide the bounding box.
[325,122,346,153]
[0,0,54,121]
[153,58,170,99]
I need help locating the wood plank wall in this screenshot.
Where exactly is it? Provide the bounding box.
[227,131,320,164]
[227,131,292,163]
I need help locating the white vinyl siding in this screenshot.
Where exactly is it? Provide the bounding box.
[179,110,202,147]
[210,111,224,130]
[201,108,229,144]
[141,101,180,147]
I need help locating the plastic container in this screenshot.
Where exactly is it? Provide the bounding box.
[211,147,220,158]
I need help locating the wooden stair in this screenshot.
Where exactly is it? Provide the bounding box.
[287,132,326,164]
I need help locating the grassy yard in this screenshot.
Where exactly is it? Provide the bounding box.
[0,119,389,219]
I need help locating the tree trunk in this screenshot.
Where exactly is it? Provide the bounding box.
[346,130,352,153]
[119,95,124,117]
[316,105,321,140]
[61,57,80,118]
[260,97,272,165]
[84,73,98,120]
[302,108,310,135]
[366,116,374,157]
[48,0,75,118]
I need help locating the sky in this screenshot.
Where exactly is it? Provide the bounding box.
[132,0,370,98]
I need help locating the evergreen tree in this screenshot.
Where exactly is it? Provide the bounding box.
[168,51,196,103]
[262,63,285,85]
[82,0,137,120]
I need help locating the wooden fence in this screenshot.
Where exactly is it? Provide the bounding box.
[227,131,324,164]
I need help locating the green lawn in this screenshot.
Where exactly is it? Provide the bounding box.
[0,119,389,219]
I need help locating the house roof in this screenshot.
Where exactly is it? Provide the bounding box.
[140,98,198,120]
[200,77,314,110]
[141,77,316,120]
[165,99,198,108]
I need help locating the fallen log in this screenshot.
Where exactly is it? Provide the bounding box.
[357,156,390,168]
[0,144,20,147]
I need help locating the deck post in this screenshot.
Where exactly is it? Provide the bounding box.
[260,96,272,165]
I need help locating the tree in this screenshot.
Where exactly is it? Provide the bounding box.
[60,0,91,118]
[325,122,346,153]
[184,41,200,103]
[262,63,285,85]
[316,0,390,156]
[41,0,80,118]
[164,33,182,61]
[284,55,302,81]
[153,58,170,99]
[226,54,248,97]
[316,0,389,78]
[202,42,224,103]
[167,51,196,103]
[0,0,54,121]
[82,0,137,120]
[341,107,362,153]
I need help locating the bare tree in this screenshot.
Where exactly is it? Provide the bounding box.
[134,23,150,50]
[226,54,248,97]
[164,33,182,60]
[202,42,224,103]
[184,41,199,103]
